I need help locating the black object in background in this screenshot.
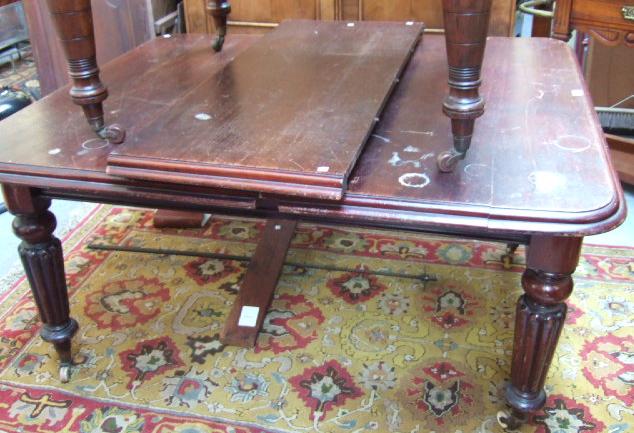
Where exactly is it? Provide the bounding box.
[0,86,31,121]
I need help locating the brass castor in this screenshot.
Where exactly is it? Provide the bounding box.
[97,124,126,144]
[496,409,525,431]
[437,150,463,173]
[59,364,72,383]
[501,254,513,270]
[501,243,520,269]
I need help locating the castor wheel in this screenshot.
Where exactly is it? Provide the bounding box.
[212,35,226,52]
[501,243,519,269]
[97,124,126,144]
[496,410,524,431]
[437,150,463,173]
[59,364,72,383]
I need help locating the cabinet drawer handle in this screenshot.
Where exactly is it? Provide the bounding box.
[623,5,634,21]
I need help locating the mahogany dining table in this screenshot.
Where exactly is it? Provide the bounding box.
[0,28,626,431]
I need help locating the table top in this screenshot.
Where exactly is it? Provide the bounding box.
[107,21,424,200]
[0,33,625,237]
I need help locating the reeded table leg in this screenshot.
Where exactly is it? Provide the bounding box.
[499,236,582,430]
[207,0,231,52]
[2,185,78,383]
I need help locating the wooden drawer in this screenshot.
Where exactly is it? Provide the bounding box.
[571,0,634,32]
[554,0,634,44]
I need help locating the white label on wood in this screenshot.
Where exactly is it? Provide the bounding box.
[238,306,260,327]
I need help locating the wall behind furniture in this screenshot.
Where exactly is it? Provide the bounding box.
[184,0,515,36]
[586,38,634,109]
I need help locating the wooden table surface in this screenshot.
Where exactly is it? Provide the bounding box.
[0,34,625,237]
[107,21,424,201]
[0,30,626,423]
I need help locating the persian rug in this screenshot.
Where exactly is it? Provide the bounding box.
[0,205,631,433]
[0,45,40,100]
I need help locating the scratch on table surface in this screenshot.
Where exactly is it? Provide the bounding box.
[82,138,109,151]
[463,163,488,176]
[389,152,421,168]
[126,95,169,107]
[551,135,592,153]
[400,130,434,136]
[289,159,305,171]
[372,134,391,143]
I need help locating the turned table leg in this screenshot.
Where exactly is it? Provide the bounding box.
[499,236,582,429]
[45,0,125,144]
[2,185,78,383]
[438,0,492,172]
[207,0,231,52]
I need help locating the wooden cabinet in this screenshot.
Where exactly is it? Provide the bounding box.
[553,0,634,45]
[184,0,515,36]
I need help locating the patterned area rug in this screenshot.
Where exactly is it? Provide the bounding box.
[0,44,40,100]
[0,205,631,433]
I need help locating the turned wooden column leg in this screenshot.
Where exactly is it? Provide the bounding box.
[45,0,125,143]
[437,0,492,172]
[2,185,78,383]
[498,236,583,430]
[207,0,231,52]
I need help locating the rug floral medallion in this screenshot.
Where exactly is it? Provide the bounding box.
[0,206,632,433]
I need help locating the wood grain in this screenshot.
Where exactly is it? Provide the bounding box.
[183,0,515,35]
[220,219,297,347]
[553,0,634,45]
[0,34,624,235]
[107,20,424,200]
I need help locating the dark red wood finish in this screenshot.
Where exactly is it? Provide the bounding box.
[0,34,626,424]
[0,35,623,235]
[44,0,125,143]
[1,185,79,383]
[153,210,205,228]
[437,0,492,172]
[106,21,424,201]
[553,0,634,46]
[207,0,231,51]
[220,219,297,347]
[499,236,583,428]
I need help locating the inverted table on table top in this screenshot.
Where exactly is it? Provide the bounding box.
[0,32,626,428]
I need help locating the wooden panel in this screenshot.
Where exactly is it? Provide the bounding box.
[23,0,154,96]
[0,35,622,231]
[361,0,513,35]
[586,38,634,108]
[221,219,297,347]
[571,0,634,32]
[345,36,616,218]
[184,0,514,36]
[107,20,424,200]
[553,0,634,43]
[184,0,211,33]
